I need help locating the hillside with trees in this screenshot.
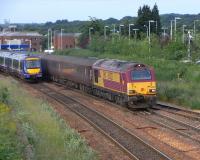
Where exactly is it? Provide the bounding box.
[2,8,200,36]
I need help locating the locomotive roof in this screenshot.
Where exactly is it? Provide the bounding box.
[41,54,98,67]
[93,59,147,71]
[0,51,39,61]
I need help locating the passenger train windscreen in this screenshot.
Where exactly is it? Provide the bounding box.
[26,60,41,69]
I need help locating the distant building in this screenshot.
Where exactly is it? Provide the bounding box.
[0,32,43,51]
[53,33,81,50]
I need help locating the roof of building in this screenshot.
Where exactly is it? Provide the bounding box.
[0,32,43,37]
[56,33,82,37]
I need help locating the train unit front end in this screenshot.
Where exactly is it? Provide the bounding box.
[0,51,42,81]
[23,56,42,80]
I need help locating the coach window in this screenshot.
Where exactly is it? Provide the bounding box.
[0,57,3,65]
[5,58,9,66]
[20,61,23,70]
[8,58,12,67]
[94,69,98,83]
[13,60,19,69]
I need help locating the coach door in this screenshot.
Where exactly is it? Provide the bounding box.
[94,69,98,83]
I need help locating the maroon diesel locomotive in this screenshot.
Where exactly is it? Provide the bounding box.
[41,55,156,108]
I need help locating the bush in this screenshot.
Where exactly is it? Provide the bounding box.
[164,87,182,100]
[0,87,9,104]
[162,41,186,60]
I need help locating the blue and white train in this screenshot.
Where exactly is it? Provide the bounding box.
[0,51,42,80]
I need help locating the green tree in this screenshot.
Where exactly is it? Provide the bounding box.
[78,17,104,48]
[136,4,162,35]
[152,3,161,34]
[137,5,152,29]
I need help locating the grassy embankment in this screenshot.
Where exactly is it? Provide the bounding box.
[0,87,23,160]
[54,36,200,109]
[0,76,97,160]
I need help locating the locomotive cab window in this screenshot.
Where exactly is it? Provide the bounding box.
[131,70,151,80]
[94,69,98,83]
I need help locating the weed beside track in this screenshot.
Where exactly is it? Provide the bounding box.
[0,75,98,160]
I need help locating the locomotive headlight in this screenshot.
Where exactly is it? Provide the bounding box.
[149,89,156,93]
[128,90,136,94]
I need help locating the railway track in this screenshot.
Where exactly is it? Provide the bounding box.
[140,110,200,144]
[156,102,200,121]
[152,106,200,130]
[153,103,200,141]
[32,83,172,160]
[49,81,200,143]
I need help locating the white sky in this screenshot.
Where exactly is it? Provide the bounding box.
[1,0,200,23]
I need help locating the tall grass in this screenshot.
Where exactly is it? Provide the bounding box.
[0,77,24,160]
[0,77,98,160]
[0,102,23,160]
[0,87,9,104]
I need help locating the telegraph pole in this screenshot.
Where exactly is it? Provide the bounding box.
[170,20,174,41]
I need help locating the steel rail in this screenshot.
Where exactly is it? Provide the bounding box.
[157,102,200,117]
[150,109,200,132]
[48,81,200,144]
[140,110,200,144]
[34,83,172,160]
[153,106,200,122]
